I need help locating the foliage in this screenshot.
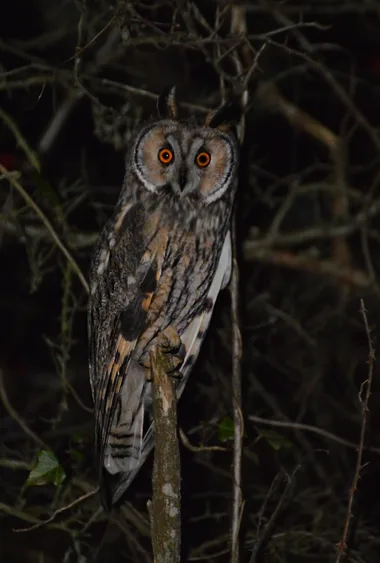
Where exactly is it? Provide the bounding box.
[26,450,66,488]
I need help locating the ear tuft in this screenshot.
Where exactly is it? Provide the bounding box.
[157,86,178,119]
[206,100,242,131]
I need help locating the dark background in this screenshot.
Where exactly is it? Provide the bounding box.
[2,1,380,561]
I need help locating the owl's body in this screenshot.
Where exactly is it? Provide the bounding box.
[88,90,239,509]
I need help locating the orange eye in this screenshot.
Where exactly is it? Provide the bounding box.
[196,151,211,168]
[158,147,174,165]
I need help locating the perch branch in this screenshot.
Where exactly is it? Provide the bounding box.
[150,331,181,563]
[336,299,375,561]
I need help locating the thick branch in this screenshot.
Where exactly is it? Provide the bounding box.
[150,335,181,563]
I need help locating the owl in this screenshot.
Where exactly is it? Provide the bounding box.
[88,88,240,509]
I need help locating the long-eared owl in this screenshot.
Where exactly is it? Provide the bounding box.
[88,88,240,509]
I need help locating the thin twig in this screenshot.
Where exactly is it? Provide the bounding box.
[150,328,182,563]
[0,369,49,451]
[0,107,40,171]
[243,247,374,290]
[248,415,380,455]
[254,80,351,270]
[249,466,300,562]
[179,427,227,452]
[0,165,89,293]
[229,5,250,561]
[38,26,121,155]
[230,215,244,563]
[0,458,32,470]
[0,503,67,532]
[335,299,375,561]
[13,487,100,533]
[100,78,210,114]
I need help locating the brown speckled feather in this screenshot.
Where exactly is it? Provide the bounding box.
[88,93,240,509]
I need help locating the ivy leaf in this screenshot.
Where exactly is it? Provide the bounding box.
[258,429,293,451]
[218,417,248,443]
[218,416,235,442]
[69,448,84,462]
[26,450,66,487]
[71,432,84,444]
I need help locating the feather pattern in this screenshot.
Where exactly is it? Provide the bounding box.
[102,230,232,506]
[88,99,239,509]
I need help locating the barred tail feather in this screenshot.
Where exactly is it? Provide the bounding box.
[101,361,147,506]
[105,232,232,508]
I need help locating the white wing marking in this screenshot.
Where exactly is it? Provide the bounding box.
[107,230,232,505]
[179,230,232,382]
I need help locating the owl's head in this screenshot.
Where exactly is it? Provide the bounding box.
[130,88,240,205]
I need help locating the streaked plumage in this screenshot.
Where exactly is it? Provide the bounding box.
[88,88,240,509]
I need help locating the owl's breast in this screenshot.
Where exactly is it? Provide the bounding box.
[135,224,222,359]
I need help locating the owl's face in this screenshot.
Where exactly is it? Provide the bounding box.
[131,119,239,205]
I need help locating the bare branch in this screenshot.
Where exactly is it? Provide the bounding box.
[0,107,40,171]
[249,467,300,562]
[336,299,376,561]
[248,414,380,455]
[0,165,89,294]
[179,427,227,452]
[0,369,49,451]
[229,3,250,560]
[14,487,100,533]
[244,247,375,290]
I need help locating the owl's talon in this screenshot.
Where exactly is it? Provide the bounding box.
[167,369,183,381]
[159,327,184,357]
[163,343,181,355]
[159,326,181,352]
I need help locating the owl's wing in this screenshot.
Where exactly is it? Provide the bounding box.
[107,230,232,507]
[88,206,168,508]
[95,293,155,480]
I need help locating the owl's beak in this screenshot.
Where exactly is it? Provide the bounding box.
[178,166,187,191]
[171,166,188,194]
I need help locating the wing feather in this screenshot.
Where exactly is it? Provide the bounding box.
[106,230,232,506]
[88,205,168,508]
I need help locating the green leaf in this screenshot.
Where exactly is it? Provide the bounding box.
[218,416,248,442]
[258,429,293,451]
[71,432,84,444]
[219,416,239,442]
[26,450,66,487]
[218,416,235,442]
[69,448,84,462]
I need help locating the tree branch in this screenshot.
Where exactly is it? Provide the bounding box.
[0,165,89,294]
[150,331,181,563]
[336,299,376,561]
[229,4,252,561]
[243,247,374,290]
